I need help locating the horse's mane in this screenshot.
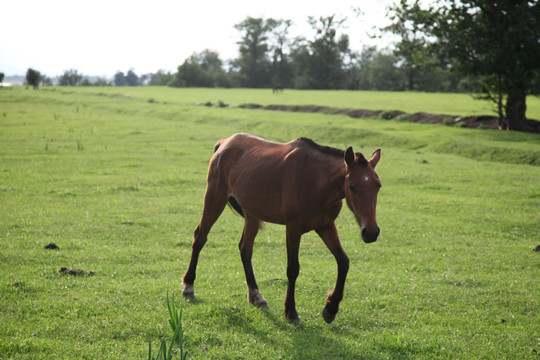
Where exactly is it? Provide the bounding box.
[296,137,367,165]
[296,137,344,157]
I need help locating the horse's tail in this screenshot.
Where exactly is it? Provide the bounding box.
[227,196,244,217]
[214,139,245,218]
[214,140,222,152]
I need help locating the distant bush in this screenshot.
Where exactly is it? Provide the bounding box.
[443,117,455,126]
[379,111,393,120]
[394,113,411,122]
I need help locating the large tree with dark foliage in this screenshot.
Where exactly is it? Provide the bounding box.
[114,71,126,86]
[233,17,276,88]
[170,50,228,87]
[298,15,351,89]
[26,68,41,90]
[383,0,439,91]
[58,69,84,86]
[125,69,140,86]
[268,19,295,88]
[149,70,173,86]
[391,0,540,131]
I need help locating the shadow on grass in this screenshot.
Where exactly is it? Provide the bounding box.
[219,303,364,359]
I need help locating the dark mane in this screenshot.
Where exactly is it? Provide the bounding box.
[296,137,367,165]
[296,137,344,157]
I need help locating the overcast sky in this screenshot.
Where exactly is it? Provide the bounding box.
[1,0,398,78]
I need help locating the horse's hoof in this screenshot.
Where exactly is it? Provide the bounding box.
[322,306,336,324]
[248,289,268,308]
[285,311,301,325]
[253,298,269,309]
[182,283,195,299]
[288,315,302,325]
[249,296,269,308]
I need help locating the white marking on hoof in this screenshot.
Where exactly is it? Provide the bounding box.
[182,283,195,298]
[289,315,302,325]
[248,288,268,308]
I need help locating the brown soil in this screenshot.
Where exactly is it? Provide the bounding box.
[239,103,540,132]
[59,267,95,276]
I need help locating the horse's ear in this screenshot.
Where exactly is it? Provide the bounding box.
[345,147,355,167]
[369,149,381,169]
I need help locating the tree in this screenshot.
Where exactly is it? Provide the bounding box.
[114,71,126,86]
[268,19,295,88]
[365,52,407,91]
[93,78,112,86]
[26,68,41,90]
[233,17,276,88]
[194,49,224,74]
[58,69,84,86]
[0,72,4,84]
[170,60,211,87]
[125,69,140,86]
[41,76,53,86]
[170,50,227,87]
[383,0,439,91]
[301,15,351,89]
[394,0,540,131]
[351,46,377,90]
[149,70,174,86]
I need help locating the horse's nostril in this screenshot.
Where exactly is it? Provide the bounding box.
[362,228,379,243]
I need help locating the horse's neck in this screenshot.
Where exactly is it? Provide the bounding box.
[321,158,347,202]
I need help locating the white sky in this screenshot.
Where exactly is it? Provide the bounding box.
[1,0,398,78]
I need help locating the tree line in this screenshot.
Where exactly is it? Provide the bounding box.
[162,15,465,92]
[22,0,539,131]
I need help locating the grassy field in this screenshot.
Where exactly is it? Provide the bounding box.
[1,87,539,359]
[53,86,540,119]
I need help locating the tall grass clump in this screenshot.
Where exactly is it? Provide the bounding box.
[148,292,188,360]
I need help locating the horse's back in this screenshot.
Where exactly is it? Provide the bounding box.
[213,133,294,168]
[213,133,335,177]
[210,134,298,223]
[216,133,286,153]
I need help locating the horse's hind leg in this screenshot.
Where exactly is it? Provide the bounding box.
[238,215,268,308]
[182,177,228,298]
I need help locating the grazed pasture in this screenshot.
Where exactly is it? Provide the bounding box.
[1,87,539,359]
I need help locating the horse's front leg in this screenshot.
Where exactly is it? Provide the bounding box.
[316,224,350,324]
[284,225,302,324]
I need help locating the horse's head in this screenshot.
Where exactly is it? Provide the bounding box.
[344,148,381,243]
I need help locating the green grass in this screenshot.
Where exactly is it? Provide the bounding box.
[46,86,540,119]
[1,86,539,359]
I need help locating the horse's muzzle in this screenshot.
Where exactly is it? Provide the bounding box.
[361,227,380,243]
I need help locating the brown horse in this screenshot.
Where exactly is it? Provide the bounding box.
[182,133,381,324]
[272,84,284,93]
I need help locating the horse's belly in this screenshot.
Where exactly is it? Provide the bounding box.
[234,193,286,224]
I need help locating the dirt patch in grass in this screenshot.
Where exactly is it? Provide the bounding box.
[59,267,95,276]
[239,103,540,132]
